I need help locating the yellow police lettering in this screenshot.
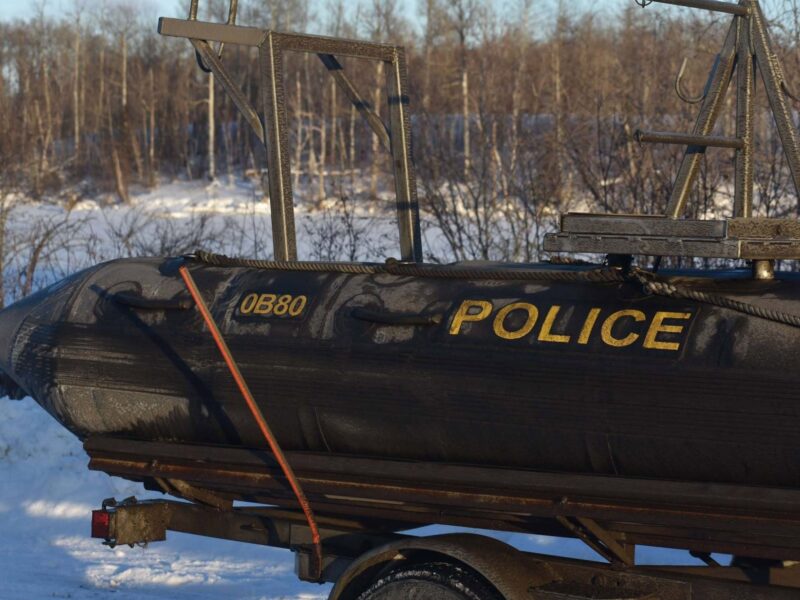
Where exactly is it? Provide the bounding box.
[493,302,539,340]
[601,310,646,347]
[578,308,602,345]
[538,305,571,343]
[450,300,493,335]
[644,312,692,351]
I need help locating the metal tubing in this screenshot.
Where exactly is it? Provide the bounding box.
[271,32,396,62]
[317,54,391,153]
[734,14,755,218]
[187,0,237,23]
[191,40,264,144]
[160,17,423,262]
[666,19,738,218]
[751,2,800,199]
[226,0,238,24]
[646,0,749,16]
[635,130,744,149]
[214,0,240,61]
[259,33,298,261]
[387,49,423,262]
[162,19,398,60]
[158,18,266,47]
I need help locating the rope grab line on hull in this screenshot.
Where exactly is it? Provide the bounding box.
[632,270,800,329]
[190,250,626,283]
[189,251,800,329]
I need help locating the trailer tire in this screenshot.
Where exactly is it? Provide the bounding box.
[355,560,504,600]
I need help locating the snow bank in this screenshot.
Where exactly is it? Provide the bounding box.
[0,397,330,600]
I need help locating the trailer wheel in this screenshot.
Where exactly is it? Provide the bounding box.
[355,560,504,600]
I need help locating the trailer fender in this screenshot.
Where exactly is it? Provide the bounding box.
[328,533,557,600]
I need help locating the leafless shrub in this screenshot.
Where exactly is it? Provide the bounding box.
[219,184,274,259]
[301,192,389,262]
[418,110,561,263]
[0,203,92,305]
[102,205,228,257]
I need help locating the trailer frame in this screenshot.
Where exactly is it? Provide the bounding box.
[90,496,800,599]
[85,436,800,567]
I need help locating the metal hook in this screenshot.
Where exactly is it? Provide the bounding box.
[675,56,712,104]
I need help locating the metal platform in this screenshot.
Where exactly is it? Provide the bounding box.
[545,0,800,266]
[545,214,800,259]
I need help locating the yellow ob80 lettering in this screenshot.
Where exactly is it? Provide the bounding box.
[451,300,693,352]
[239,293,308,317]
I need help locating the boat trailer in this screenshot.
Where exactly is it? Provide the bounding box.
[80,0,800,598]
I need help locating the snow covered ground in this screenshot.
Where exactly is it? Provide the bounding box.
[0,177,406,305]
[0,397,331,600]
[0,179,727,598]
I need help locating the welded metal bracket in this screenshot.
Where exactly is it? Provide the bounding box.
[546,0,800,264]
[159,4,422,263]
[556,515,635,566]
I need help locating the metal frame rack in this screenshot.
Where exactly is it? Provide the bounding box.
[545,0,800,276]
[159,0,422,263]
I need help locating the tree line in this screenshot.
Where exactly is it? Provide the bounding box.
[2,0,800,262]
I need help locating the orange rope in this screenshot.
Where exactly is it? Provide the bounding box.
[178,265,323,579]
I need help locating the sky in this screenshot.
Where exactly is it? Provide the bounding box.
[0,0,610,27]
[0,0,720,41]
[0,0,186,21]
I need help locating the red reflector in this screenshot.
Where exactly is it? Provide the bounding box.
[91,510,111,539]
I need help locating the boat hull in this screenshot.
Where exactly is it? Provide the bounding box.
[3,257,800,489]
